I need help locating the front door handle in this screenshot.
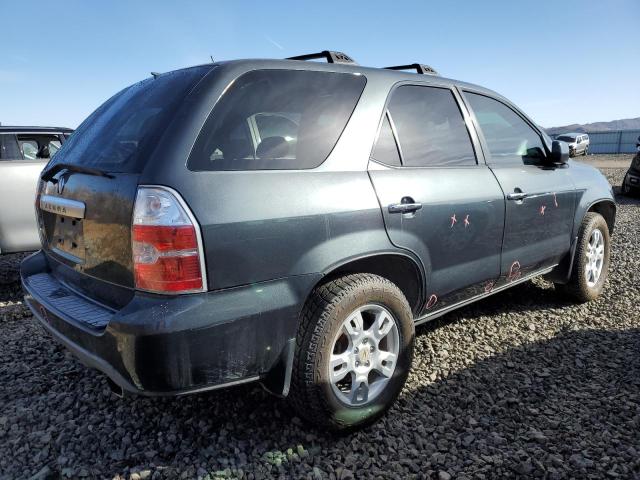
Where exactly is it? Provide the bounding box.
[506,189,527,201]
[389,197,422,214]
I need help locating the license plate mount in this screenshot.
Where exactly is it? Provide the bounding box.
[50,215,86,264]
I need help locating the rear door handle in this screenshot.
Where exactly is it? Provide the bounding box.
[506,190,527,201]
[388,197,422,214]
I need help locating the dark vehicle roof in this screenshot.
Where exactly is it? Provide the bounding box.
[0,126,73,133]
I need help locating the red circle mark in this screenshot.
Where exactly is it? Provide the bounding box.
[426,294,438,309]
[508,261,522,282]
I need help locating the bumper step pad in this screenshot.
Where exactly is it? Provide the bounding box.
[26,273,113,329]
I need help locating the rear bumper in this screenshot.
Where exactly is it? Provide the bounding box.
[21,251,319,396]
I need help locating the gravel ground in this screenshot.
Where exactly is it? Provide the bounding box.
[574,153,635,169]
[1,166,639,480]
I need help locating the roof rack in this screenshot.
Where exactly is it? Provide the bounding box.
[287,50,358,65]
[385,63,439,75]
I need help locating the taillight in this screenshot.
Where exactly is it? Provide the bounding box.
[132,186,207,294]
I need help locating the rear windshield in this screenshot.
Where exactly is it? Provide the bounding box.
[188,69,366,171]
[47,66,210,173]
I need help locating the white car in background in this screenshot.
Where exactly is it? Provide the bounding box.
[0,126,73,255]
[556,132,590,157]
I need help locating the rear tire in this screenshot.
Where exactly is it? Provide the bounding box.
[555,212,610,302]
[289,273,414,430]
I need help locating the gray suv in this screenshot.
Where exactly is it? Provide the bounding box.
[21,52,616,429]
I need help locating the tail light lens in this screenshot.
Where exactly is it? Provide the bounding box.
[132,187,207,294]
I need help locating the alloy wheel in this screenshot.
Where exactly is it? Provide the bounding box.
[328,304,400,406]
[585,228,605,287]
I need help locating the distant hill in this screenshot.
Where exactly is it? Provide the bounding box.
[546,117,640,136]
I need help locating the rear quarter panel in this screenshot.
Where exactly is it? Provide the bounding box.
[138,61,404,291]
[165,170,397,289]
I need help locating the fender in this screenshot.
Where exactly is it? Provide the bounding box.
[547,197,616,284]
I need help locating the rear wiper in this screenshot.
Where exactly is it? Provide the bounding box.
[41,163,114,182]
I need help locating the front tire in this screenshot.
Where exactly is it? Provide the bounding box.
[289,274,414,430]
[556,212,611,302]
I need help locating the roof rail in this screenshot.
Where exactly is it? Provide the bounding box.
[385,63,439,75]
[287,50,358,65]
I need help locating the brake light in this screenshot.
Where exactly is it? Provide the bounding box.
[132,187,206,294]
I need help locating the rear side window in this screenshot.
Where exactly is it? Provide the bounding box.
[47,66,210,173]
[465,92,545,164]
[0,134,22,160]
[188,70,366,171]
[386,85,476,167]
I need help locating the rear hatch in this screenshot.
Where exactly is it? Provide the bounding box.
[36,66,210,308]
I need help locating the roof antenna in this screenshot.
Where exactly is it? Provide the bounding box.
[210,55,215,63]
[150,72,160,79]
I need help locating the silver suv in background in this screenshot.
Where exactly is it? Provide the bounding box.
[556,132,590,157]
[0,126,73,254]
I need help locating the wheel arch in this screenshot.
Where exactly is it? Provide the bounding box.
[547,199,616,285]
[586,199,616,235]
[261,251,426,398]
[317,252,426,316]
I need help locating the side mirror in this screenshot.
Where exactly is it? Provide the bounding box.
[550,140,569,164]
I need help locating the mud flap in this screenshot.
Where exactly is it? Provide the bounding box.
[544,235,579,284]
[261,338,296,397]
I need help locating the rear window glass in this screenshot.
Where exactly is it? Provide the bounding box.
[47,66,210,173]
[188,69,366,171]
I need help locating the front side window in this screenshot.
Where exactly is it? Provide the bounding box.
[385,85,476,167]
[189,70,366,171]
[465,92,545,164]
[0,134,22,160]
[48,140,62,157]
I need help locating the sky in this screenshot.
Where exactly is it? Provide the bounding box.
[2,0,639,129]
